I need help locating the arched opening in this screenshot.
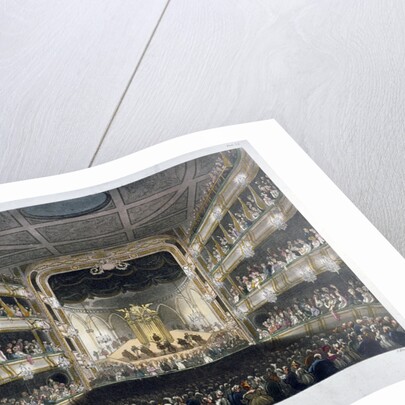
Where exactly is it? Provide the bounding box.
[47,372,70,385]
[252,312,268,327]
[70,314,99,356]
[157,304,186,330]
[108,313,134,341]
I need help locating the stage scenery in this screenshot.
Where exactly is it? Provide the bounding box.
[0,149,403,405]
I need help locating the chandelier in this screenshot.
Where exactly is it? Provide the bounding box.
[203,292,217,303]
[183,265,196,279]
[269,209,287,230]
[90,259,129,275]
[212,206,223,220]
[32,319,51,331]
[189,243,201,258]
[40,294,62,309]
[213,276,224,289]
[298,265,317,283]
[262,287,277,303]
[188,310,205,324]
[19,364,34,381]
[239,241,255,258]
[96,334,112,345]
[234,173,248,186]
[320,255,341,273]
[202,281,217,302]
[57,356,71,370]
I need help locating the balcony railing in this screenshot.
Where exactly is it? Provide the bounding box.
[233,244,341,314]
[257,303,386,343]
[0,352,65,385]
[0,316,48,332]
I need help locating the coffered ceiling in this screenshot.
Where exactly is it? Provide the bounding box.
[0,152,230,273]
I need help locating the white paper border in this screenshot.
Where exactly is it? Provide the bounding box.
[0,120,404,404]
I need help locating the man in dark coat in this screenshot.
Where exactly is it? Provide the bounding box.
[308,353,338,382]
[357,334,384,358]
[228,385,247,405]
[388,328,405,346]
[264,373,287,402]
[122,349,137,361]
[282,366,307,392]
[140,344,156,357]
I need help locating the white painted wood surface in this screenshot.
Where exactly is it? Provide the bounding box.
[1,0,405,259]
[0,0,167,181]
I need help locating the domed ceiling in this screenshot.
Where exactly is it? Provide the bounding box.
[0,150,238,272]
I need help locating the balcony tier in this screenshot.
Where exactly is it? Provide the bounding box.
[0,352,65,385]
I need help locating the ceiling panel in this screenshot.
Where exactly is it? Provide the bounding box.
[0,151,230,271]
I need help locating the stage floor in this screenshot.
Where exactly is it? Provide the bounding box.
[107,330,212,365]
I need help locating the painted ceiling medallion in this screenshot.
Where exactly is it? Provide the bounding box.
[20,192,111,220]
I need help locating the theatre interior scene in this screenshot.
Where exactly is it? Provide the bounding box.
[0,149,403,404]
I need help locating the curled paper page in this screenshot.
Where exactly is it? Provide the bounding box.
[0,120,403,405]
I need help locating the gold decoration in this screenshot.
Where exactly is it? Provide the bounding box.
[247,185,267,210]
[228,210,243,233]
[237,197,256,222]
[118,304,173,345]
[219,223,235,245]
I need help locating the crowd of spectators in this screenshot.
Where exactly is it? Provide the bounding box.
[0,302,36,318]
[75,315,405,405]
[230,228,326,301]
[0,339,61,363]
[91,332,247,387]
[187,151,237,236]
[1,380,84,405]
[257,278,376,338]
[204,174,280,269]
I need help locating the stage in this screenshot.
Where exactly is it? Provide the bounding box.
[107,330,212,365]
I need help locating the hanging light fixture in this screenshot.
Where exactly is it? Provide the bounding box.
[320,255,341,273]
[203,292,217,303]
[40,294,62,309]
[234,173,248,186]
[56,356,71,370]
[262,287,277,303]
[202,281,217,302]
[188,309,206,325]
[234,307,247,319]
[298,265,317,283]
[269,208,287,230]
[239,241,255,258]
[212,206,223,220]
[189,243,201,258]
[182,265,196,279]
[19,364,34,381]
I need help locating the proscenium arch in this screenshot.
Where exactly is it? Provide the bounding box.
[23,236,192,388]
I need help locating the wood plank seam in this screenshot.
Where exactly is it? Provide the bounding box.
[88,0,173,168]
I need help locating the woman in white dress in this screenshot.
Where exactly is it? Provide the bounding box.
[295,239,312,256]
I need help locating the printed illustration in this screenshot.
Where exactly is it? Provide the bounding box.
[0,149,403,404]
